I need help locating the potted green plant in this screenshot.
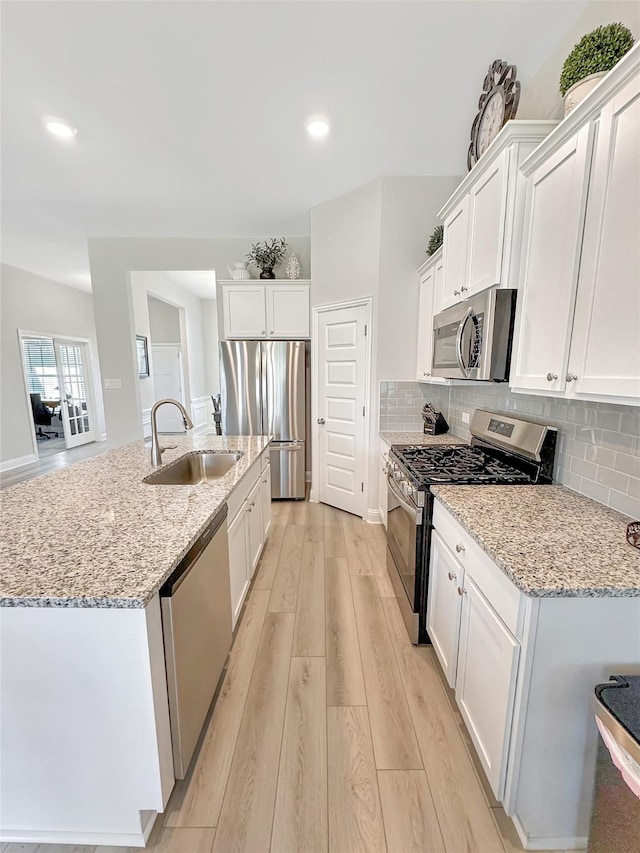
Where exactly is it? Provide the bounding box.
[560,22,635,115]
[246,237,289,279]
[426,224,443,257]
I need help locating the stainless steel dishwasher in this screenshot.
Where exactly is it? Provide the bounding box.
[160,504,232,779]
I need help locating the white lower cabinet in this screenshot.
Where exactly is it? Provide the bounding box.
[456,574,520,799]
[227,451,271,628]
[261,462,272,539]
[227,505,250,628]
[427,531,464,688]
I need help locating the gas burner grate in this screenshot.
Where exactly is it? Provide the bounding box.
[392,444,532,487]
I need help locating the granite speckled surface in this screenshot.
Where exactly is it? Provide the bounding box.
[380,431,465,448]
[431,485,640,598]
[0,434,271,609]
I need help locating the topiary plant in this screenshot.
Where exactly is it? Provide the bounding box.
[426,224,444,256]
[559,22,635,96]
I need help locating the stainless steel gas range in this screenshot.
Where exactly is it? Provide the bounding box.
[386,409,557,644]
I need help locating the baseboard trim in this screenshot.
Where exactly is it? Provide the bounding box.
[0,453,38,473]
[365,508,383,524]
[309,488,319,504]
[512,813,587,850]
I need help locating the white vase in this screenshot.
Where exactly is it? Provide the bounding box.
[563,71,607,116]
[227,262,251,281]
[285,251,301,280]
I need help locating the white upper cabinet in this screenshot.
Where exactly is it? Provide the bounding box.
[512,46,640,405]
[568,73,640,401]
[437,122,556,311]
[511,126,593,394]
[416,249,447,381]
[221,281,310,339]
[222,284,268,338]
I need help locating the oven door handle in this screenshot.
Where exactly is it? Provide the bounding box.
[455,307,474,378]
[388,476,422,525]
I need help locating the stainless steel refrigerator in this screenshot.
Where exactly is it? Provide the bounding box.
[219,340,306,499]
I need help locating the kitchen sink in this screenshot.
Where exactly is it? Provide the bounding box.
[144,451,243,485]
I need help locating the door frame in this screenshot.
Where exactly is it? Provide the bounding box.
[18,329,99,459]
[310,296,373,516]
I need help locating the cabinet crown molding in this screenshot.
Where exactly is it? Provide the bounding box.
[521,42,640,177]
[417,245,443,276]
[220,279,310,285]
[438,121,558,221]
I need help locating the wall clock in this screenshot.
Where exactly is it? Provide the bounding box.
[467,59,520,170]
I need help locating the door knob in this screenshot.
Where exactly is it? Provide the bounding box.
[317,418,325,425]
[566,373,578,382]
[546,372,558,381]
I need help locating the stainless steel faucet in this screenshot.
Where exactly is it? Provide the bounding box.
[150,398,194,466]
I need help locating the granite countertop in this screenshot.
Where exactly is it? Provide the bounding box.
[380,430,465,448]
[431,485,640,598]
[0,434,271,609]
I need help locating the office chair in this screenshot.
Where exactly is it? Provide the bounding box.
[30,393,59,440]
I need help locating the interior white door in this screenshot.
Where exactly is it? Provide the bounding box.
[151,345,185,433]
[317,304,367,516]
[54,340,96,449]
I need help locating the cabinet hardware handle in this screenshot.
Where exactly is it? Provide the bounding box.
[317,418,326,425]
[457,586,464,596]
[261,330,266,335]
[461,286,468,292]
[566,373,578,382]
[453,289,461,296]
[247,507,252,513]
[546,372,558,381]
[447,571,457,581]
[455,543,465,553]
[269,330,274,335]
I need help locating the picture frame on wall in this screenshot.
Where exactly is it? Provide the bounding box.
[136,335,149,378]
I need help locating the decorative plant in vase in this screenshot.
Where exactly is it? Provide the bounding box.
[426,224,444,256]
[560,22,634,114]
[246,237,289,279]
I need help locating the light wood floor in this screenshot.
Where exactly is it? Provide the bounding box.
[0,441,105,489]
[3,501,564,853]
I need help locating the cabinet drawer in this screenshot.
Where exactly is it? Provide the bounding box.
[432,500,522,637]
[227,464,262,524]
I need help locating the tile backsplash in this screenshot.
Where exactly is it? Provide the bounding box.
[380,380,640,519]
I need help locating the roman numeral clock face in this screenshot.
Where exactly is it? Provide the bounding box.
[468,60,521,170]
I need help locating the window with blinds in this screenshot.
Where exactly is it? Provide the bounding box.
[22,338,59,399]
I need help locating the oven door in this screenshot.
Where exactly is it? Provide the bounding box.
[386,476,421,609]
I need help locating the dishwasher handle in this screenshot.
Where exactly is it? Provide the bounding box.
[160,503,228,597]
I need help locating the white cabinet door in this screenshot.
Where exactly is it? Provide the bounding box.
[511,125,593,394]
[456,574,520,800]
[266,284,310,338]
[427,531,464,689]
[222,285,267,338]
[246,478,264,579]
[416,263,436,381]
[466,149,509,297]
[261,462,272,539]
[378,453,388,527]
[441,196,470,309]
[227,507,250,629]
[568,74,640,401]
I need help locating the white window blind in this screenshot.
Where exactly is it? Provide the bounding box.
[22,338,59,399]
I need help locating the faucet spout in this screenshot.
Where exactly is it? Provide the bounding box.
[150,398,194,466]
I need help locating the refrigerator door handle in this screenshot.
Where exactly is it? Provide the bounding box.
[272,443,303,452]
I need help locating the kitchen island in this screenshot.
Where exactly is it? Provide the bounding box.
[0,433,270,847]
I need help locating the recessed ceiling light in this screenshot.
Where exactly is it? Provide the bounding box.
[306,116,330,138]
[43,116,77,139]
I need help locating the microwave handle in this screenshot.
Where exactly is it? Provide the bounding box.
[455,307,474,377]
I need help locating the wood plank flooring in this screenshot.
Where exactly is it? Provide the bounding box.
[7,501,558,853]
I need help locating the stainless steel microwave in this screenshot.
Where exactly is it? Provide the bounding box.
[431,288,517,381]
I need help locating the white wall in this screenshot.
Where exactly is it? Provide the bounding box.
[148,297,180,343]
[0,264,106,467]
[519,1,640,120]
[310,175,459,519]
[88,237,308,446]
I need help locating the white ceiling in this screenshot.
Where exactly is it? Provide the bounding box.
[1,0,587,291]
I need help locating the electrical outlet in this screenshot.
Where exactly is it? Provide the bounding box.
[104,378,122,390]
[462,411,470,424]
